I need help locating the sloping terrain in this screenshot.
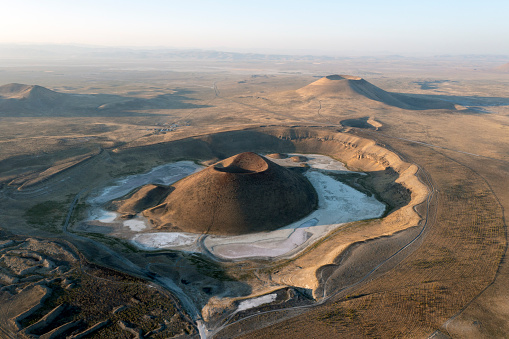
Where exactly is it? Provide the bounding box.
[296,75,457,110]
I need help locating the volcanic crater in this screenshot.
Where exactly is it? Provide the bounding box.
[116,152,318,235]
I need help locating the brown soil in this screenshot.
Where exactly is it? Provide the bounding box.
[131,152,318,235]
[115,184,172,216]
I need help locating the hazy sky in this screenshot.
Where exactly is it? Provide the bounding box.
[1,0,508,55]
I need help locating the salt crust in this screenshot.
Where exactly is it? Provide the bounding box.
[88,154,386,259]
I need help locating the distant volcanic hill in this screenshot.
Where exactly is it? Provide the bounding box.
[0,83,85,116]
[297,75,457,110]
[0,83,209,116]
[0,83,68,114]
[118,152,318,235]
[0,83,64,101]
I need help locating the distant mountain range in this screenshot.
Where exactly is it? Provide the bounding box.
[0,44,339,61]
[1,44,507,63]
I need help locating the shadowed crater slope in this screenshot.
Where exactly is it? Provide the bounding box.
[128,152,318,235]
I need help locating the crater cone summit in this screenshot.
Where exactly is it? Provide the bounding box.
[141,152,318,235]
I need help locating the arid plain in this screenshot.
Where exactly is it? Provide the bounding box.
[0,51,508,338]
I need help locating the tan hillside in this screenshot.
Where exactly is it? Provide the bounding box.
[115,184,171,215]
[296,74,456,110]
[142,152,318,235]
[0,83,64,101]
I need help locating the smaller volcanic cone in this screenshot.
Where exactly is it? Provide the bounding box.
[143,152,318,235]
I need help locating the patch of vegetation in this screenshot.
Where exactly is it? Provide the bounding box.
[69,201,88,224]
[444,183,471,199]
[317,307,359,325]
[82,233,141,253]
[24,200,67,232]
[412,257,453,268]
[344,293,367,300]
[184,253,235,281]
